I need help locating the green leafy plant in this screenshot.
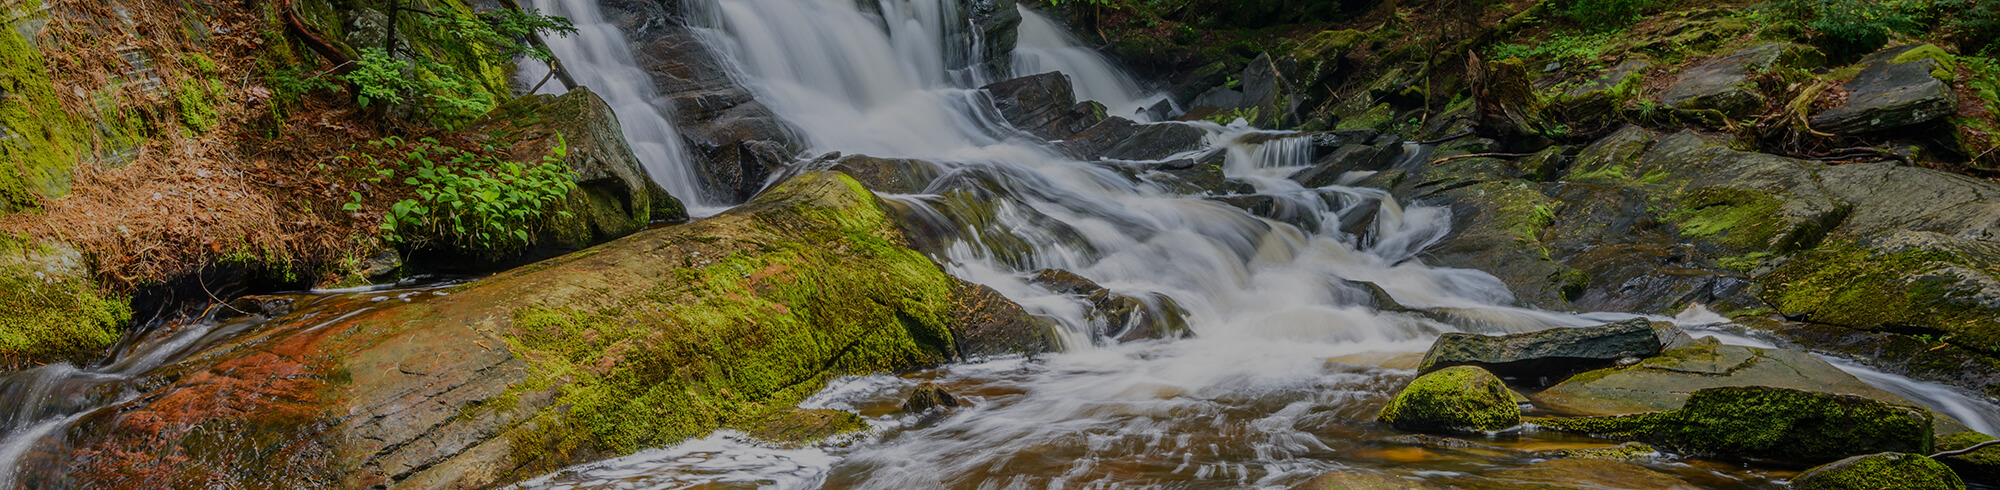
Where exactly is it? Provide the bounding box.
[345,135,578,252]
[337,5,577,126]
[1562,0,1659,30]
[1489,30,1622,65]
[1768,0,1923,60]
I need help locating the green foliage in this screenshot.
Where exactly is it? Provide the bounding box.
[340,48,496,126]
[1489,30,1622,65]
[1204,106,1262,125]
[1562,0,1659,30]
[345,135,577,252]
[1766,0,1924,59]
[337,6,576,125]
[1936,0,2000,55]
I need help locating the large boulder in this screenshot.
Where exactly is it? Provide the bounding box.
[1415,318,1678,387]
[1189,53,1295,127]
[1791,452,1966,490]
[30,172,1049,488]
[1658,43,1821,117]
[1377,365,1522,433]
[1532,386,1933,464]
[1810,45,1958,135]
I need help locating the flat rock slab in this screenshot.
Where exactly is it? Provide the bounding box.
[1532,340,1916,418]
[1416,318,1676,386]
[1811,44,1957,135]
[1659,43,1817,116]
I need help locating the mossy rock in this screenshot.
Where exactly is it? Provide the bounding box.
[0,239,131,372]
[0,12,91,212]
[739,408,867,447]
[1792,452,1966,490]
[1935,432,2000,483]
[1378,366,1522,433]
[1758,238,2000,355]
[1532,386,1933,464]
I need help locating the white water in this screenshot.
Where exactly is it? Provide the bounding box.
[513,0,2000,487]
[1012,9,1162,120]
[526,0,727,215]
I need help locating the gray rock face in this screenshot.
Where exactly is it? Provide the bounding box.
[1097,123,1207,161]
[1658,43,1819,117]
[1811,45,1957,135]
[960,0,1021,77]
[1415,319,1674,386]
[1190,53,1294,125]
[983,72,1097,141]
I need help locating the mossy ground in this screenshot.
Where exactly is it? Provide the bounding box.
[502,173,959,469]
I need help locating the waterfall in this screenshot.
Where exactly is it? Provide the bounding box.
[1012,8,1162,119]
[527,0,726,214]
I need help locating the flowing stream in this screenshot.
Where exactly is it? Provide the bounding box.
[0,0,1993,487]
[510,0,1999,489]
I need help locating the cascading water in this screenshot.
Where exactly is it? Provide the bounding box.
[527,0,727,214]
[506,0,2000,488]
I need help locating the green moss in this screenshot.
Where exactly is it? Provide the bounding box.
[1759,241,2000,353]
[0,9,88,211]
[499,173,958,466]
[1663,187,1785,251]
[1335,103,1396,131]
[739,408,867,446]
[1531,386,1932,463]
[1377,366,1522,432]
[0,243,131,369]
[177,79,222,133]
[1791,452,1965,490]
[1892,44,1958,82]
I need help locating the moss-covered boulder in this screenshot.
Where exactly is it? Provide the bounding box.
[1378,366,1521,433]
[1532,386,1933,464]
[0,239,131,372]
[1530,340,1923,419]
[34,172,1051,488]
[1658,43,1821,118]
[1792,452,1966,490]
[1810,44,1958,135]
[1935,432,2000,484]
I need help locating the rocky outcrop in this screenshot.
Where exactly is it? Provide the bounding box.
[1189,53,1295,126]
[604,0,801,203]
[1415,319,1677,387]
[32,172,1050,488]
[1811,45,1958,135]
[1532,386,1933,464]
[982,72,1109,141]
[1529,339,1929,420]
[488,88,687,247]
[1376,365,1521,433]
[1792,452,1966,490]
[1935,432,2000,483]
[1028,268,1191,344]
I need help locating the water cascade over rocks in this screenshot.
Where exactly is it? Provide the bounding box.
[508,0,2000,487]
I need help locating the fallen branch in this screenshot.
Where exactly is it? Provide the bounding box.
[1932,440,2000,459]
[282,0,353,71]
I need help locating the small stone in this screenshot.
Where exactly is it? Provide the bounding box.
[901,382,961,413]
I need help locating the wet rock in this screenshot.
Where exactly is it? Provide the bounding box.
[1289,144,1390,188]
[481,88,687,254]
[1563,125,1657,182]
[1758,231,2000,355]
[1539,442,1660,462]
[1027,269,1191,344]
[1284,29,1365,94]
[1756,320,2000,400]
[1810,45,1957,135]
[1289,472,1440,490]
[1140,155,1231,195]
[41,172,1035,488]
[901,381,962,413]
[1935,432,2000,483]
[1531,340,1926,419]
[1792,452,1966,490]
[1532,386,1933,464]
[1415,318,1675,387]
[960,0,1020,77]
[1056,116,1142,159]
[624,16,800,203]
[1377,366,1521,433]
[950,281,1060,357]
[742,408,868,447]
[1450,458,1700,489]
[1415,178,1583,310]
[828,154,947,194]
[1658,43,1821,117]
[983,72,1100,141]
[1097,122,1207,161]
